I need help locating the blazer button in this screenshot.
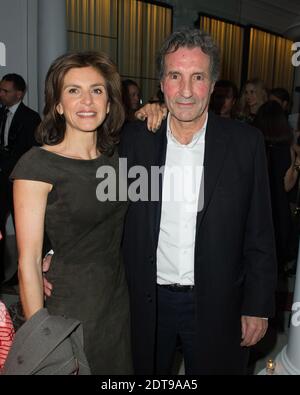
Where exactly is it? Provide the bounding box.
[17,355,24,365]
[42,327,51,336]
[147,293,152,303]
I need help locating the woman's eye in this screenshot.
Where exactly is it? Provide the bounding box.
[68,88,78,94]
[93,88,103,94]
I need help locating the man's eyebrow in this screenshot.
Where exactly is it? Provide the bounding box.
[193,71,209,76]
[167,70,207,74]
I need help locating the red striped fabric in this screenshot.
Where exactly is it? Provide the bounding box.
[0,301,15,370]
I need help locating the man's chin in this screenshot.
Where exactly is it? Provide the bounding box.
[172,112,206,124]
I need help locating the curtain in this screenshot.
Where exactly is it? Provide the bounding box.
[199,15,243,89]
[248,28,294,93]
[118,0,172,102]
[248,28,276,88]
[67,0,118,62]
[273,37,294,94]
[199,16,295,94]
[66,0,172,102]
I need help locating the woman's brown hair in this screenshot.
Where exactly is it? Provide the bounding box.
[253,100,293,144]
[36,51,125,156]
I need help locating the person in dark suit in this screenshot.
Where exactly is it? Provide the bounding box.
[119,29,277,375]
[0,73,41,281]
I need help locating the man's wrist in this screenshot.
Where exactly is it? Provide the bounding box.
[294,157,300,171]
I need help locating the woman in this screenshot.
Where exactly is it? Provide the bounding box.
[237,78,267,124]
[11,51,132,374]
[209,79,238,119]
[254,100,294,273]
[121,79,141,121]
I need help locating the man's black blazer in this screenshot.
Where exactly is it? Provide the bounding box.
[0,101,41,176]
[119,112,277,374]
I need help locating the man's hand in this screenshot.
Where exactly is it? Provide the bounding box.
[42,254,53,298]
[240,315,268,347]
[135,103,168,132]
[292,143,300,158]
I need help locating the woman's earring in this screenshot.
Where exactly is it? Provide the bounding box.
[56,108,64,118]
[56,104,63,116]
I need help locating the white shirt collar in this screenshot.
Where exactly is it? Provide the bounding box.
[166,112,208,148]
[8,101,21,115]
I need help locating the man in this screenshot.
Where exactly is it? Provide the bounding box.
[119,29,277,374]
[269,87,290,115]
[0,73,41,281]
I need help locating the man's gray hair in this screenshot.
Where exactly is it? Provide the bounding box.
[157,28,220,82]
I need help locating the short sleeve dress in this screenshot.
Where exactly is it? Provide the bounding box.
[11,146,132,374]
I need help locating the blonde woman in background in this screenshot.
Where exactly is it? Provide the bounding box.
[237,78,267,124]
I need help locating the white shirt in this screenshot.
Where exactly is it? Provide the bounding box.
[156,113,207,285]
[3,101,21,146]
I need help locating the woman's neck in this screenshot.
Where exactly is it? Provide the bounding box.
[249,103,259,115]
[49,131,99,160]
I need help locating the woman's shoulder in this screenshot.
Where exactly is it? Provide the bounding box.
[10,146,58,184]
[20,145,52,160]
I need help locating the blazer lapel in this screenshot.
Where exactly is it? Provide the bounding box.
[151,114,228,241]
[152,120,167,246]
[196,113,229,230]
[155,119,168,168]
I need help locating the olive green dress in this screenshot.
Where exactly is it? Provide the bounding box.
[11,146,132,375]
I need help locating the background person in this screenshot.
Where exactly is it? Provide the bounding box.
[254,101,294,274]
[237,78,267,124]
[269,87,290,118]
[0,73,41,283]
[122,79,142,121]
[209,79,238,118]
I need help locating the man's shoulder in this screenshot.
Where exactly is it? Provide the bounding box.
[17,102,41,121]
[121,119,153,139]
[119,119,167,159]
[210,113,262,144]
[121,119,167,144]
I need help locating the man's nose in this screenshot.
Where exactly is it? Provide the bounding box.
[179,78,192,97]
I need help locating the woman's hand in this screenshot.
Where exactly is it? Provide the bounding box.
[42,253,53,298]
[135,103,168,132]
